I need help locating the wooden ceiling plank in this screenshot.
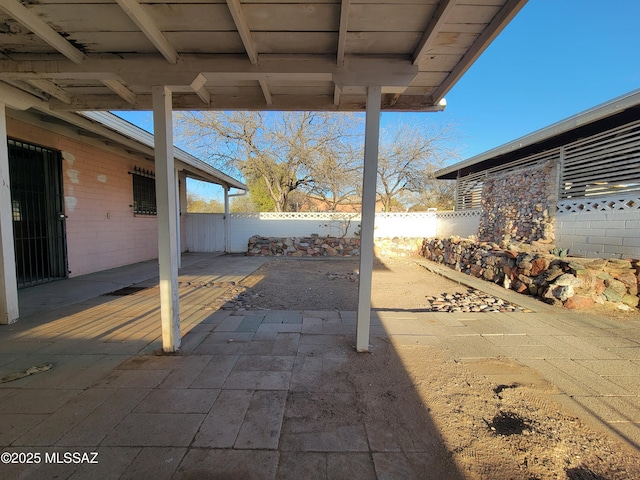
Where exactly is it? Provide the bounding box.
[101,79,137,104]
[431,0,526,102]
[114,0,179,64]
[412,0,457,65]
[259,79,273,105]
[27,78,72,104]
[225,0,259,64]
[337,0,351,66]
[0,0,86,64]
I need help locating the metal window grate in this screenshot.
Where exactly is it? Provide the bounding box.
[131,166,157,215]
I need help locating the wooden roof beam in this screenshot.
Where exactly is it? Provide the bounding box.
[258,79,273,105]
[0,55,412,80]
[101,79,137,105]
[226,0,259,65]
[0,0,86,64]
[337,0,351,66]
[163,75,211,105]
[431,0,527,102]
[26,79,72,104]
[412,0,457,66]
[190,73,211,105]
[115,0,179,64]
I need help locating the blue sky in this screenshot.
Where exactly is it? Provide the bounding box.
[381,0,640,159]
[115,0,640,196]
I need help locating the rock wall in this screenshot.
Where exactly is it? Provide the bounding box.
[421,237,640,310]
[246,236,423,257]
[247,236,360,257]
[478,160,556,244]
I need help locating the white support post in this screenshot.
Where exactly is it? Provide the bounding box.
[152,86,180,352]
[224,186,230,253]
[175,169,181,268]
[356,86,382,352]
[0,102,19,324]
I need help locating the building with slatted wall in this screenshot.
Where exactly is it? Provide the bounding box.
[435,89,640,259]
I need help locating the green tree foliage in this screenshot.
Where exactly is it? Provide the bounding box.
[246,174,275,212]
[186,194,224,213]
[229,194,258,212]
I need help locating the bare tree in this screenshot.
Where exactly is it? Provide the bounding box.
[376,122,459,212]
[406,180,456,211]
[309,141,362,210]
[176,111,360,212]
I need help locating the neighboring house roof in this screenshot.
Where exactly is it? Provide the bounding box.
[436,89,640,180]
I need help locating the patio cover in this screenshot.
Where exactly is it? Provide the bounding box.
[0,0,528,352]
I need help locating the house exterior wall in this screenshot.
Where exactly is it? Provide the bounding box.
[7,117,160,277]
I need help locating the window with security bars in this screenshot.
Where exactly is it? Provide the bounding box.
[131,167,157,215]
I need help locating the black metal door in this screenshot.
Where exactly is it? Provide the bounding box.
[8,139,68,288]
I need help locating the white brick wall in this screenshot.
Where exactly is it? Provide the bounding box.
[556,210,640,259]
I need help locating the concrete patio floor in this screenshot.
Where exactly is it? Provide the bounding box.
[1,253,639,479]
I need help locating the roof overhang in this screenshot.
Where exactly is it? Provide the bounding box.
[0,0,528,113]
[2,81,246,190]
[436,88,640,179]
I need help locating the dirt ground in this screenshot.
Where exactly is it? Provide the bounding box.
[236,257,640,480]
[236,257,471,311]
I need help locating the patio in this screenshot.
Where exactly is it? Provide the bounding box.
[1,253,639,478]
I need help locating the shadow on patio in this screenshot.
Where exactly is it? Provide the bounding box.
[0,253,466,479]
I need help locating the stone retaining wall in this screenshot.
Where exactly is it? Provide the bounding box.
[479,160,556,244]
[246,236,423,257]
[421,237,640,310]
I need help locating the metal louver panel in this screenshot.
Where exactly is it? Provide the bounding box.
[561,119,640,199]
[454,149,560,210]
[456,171,485,210]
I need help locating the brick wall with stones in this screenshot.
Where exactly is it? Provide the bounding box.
[478,160,557,244]
[421,237,640,310]
[246,236,423,257]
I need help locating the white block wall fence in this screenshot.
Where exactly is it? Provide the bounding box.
[185,211,482,254]
[555,195,640,259]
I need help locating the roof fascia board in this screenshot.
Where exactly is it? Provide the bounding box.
[0,82,245,189]
[436,88,640,179]
[79,111,246,190]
